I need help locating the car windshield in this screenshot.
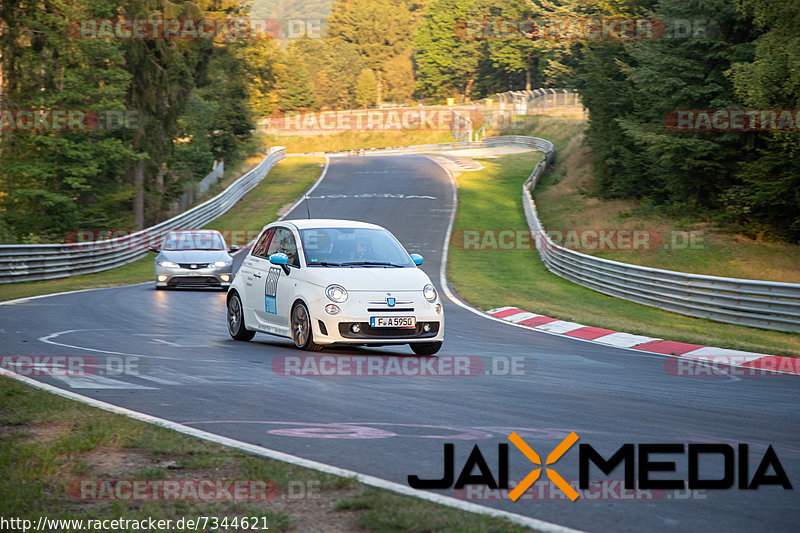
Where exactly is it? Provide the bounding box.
[161,231,225,251]
[300,227,414,267]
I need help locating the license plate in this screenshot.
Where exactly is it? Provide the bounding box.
[370,316,416,328]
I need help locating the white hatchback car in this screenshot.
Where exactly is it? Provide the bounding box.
[226,219,444,355]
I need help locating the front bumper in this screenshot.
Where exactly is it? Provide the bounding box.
[155,265,232,288]
[307,292,444,345]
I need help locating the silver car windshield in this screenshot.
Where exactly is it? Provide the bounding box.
[300,228,414,267]
[161,231,225,251]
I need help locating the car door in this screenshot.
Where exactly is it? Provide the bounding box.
[251,226,300,328]
[241,228,275,327]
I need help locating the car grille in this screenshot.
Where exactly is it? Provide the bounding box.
[366,308,415,312]
[338,322,439,339]
[178,263,209,269]
[168,276,220,286]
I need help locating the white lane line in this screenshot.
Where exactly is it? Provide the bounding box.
[229,156,332,257]
[52,373,154,390]
[0,282,152,306]
[38,330,172,360]
[279,156,330,221]
[592,332,661,348]
[175,375,213,384]
[150,338,181,347]
[3,369,585,533]
[135,374,181,385]
[426,155,689,365]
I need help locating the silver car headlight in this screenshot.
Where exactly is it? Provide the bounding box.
[212,261,232,267]
[325,284,348,303]
[158,261,179,268]
[423,284,437,302]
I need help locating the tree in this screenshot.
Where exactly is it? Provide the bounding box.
[288,37,362,109]
[616,0,759,208]
[414,0,483,100]
[355,69,378,108]
[0,0,260,239]
[382,49,415,103]
[327,0,417,103]
[726,0,800,240]
[236,37,284,117]
[0,0,140,239]
[278,50,317,111]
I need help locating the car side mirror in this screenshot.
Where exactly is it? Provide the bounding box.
[148,246,159,253]
[269,253,290,274]
[229,245,240,253]
[410,253,424,265]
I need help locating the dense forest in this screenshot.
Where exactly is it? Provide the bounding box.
[1,0,798,243]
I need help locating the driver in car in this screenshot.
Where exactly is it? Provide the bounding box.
[350,239,370,260]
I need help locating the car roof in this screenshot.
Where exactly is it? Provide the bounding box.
[269,219,386,231]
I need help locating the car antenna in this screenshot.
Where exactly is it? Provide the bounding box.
[304,193,311,219]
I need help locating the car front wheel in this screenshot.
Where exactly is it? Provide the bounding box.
[228,293,255,341]
[291,302,323,351]
[410,341,442,356]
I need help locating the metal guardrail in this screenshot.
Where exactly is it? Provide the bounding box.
[510,136,800,334]
[4,134,797,333]
[0,147,286,284]
[334,135,800,333]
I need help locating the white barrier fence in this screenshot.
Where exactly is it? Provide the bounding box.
[345,135,800,333]
[0,148,285,284]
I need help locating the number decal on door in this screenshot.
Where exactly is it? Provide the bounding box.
[264,267,281,314]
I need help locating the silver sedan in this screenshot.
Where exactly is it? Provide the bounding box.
[150,230,238,290]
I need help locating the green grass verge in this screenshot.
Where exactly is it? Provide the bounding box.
[334,489,533,532]
[0,157,324,304]
[0,377,538,532]
[497,116,800,283]
[261,129,455,154]
[208,156,325,244]
[447,151,800,356]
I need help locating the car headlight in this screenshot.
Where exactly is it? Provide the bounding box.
[212,261,232,267]
[423,284,437,302]
[158,261,179,268]
[325,284,348,303]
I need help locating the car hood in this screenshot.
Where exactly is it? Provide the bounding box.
[158,250,231,263]
[303,266,433,292]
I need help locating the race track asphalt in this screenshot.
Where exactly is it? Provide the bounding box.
[2,155,797,532]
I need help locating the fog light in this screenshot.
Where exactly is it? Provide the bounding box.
[157,275,168,282]
[351,323,361,333]
[220,274,230,282]
[423,323,431,332]
[325,304,340,315]
[435,303,442,314]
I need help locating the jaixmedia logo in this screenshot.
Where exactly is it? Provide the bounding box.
[408,432,792,502]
